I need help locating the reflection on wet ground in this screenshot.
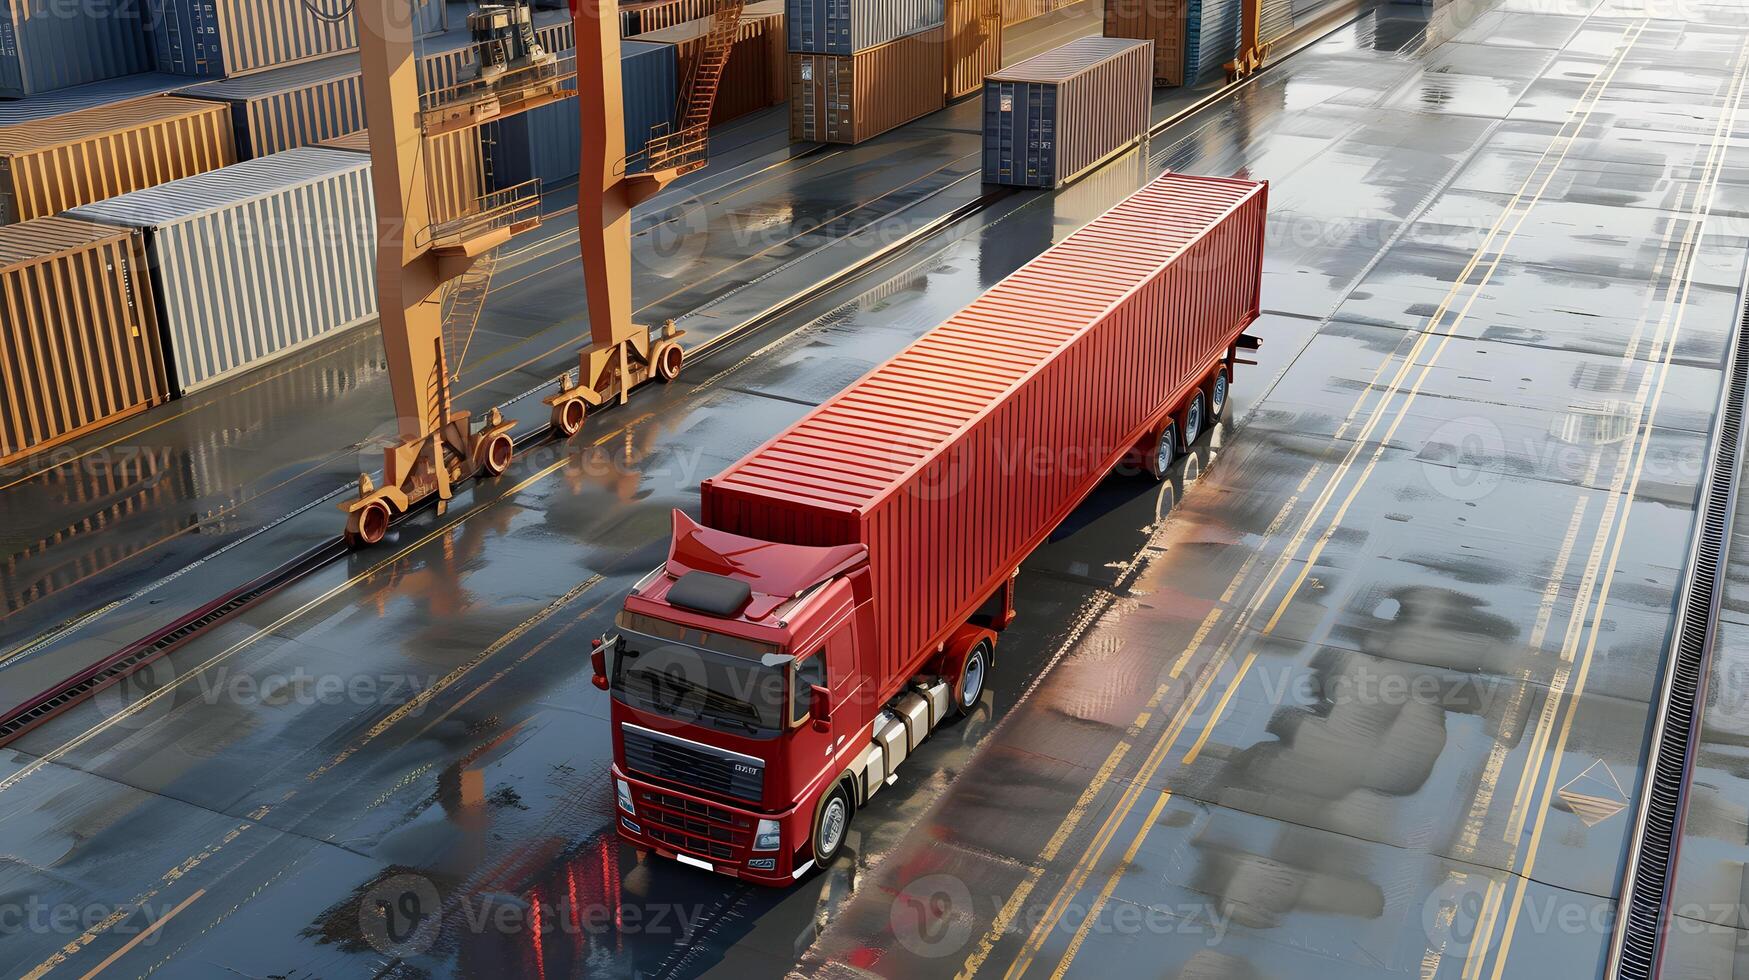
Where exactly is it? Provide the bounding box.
[1,0,1746,977]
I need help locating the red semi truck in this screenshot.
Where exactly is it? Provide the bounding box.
[594,171,1268,884]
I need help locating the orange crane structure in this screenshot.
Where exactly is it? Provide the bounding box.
[340,0,743,546]
[1226,0,1271,80]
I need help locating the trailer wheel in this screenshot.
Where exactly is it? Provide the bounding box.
[954,640,991,716]
[813,783,852,866]
[1208,370,1229,420]
[1180,394,1205,451]
[1149,423,1179,480]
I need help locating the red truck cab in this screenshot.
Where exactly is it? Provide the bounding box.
[601,512,987,884]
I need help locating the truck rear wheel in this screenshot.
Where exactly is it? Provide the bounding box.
[955,640,991,716]
[813,784,852,867]
[1180,394,1205,451]
[1149,423,1179,480]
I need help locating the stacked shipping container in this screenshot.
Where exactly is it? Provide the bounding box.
[983,37,1151,188]
[0,216,167,465]
[1185,0,1241,83]
[0,0,153,98]
[145,0,447,79]
[786,0,946,144]
[489,40,677,190]
[320,129,482,228]
[945,0,1002,100]
[0,96,235,224]
[71,147,378,395]
[1105,0,1186,85]
[631,0,786,126]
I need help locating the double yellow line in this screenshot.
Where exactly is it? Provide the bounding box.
[973,17,1654,980]
[1463,34,1749,980]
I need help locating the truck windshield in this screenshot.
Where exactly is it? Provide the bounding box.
[611,628,787,739]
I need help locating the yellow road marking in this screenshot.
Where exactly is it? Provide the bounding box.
[75,889,205,980]
[994,19,1647,979]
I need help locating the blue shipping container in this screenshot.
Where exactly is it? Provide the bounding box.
[146,0,446,80]
[0,0,151,98]
[983,81,1059,188]
[489,40,677,190]
[787,0,944,56]
[1186,0,1242,84]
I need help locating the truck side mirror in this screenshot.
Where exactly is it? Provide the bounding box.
[591,638,610,691]
[810,684,832,727]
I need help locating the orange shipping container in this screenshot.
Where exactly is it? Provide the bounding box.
[320,129,484,228]
[946,0,1003,99]
[790,28,947,145]
[0,97,237,226]
[1105,0,1186,84]
[0,217,169,466]
[631,1,786,126]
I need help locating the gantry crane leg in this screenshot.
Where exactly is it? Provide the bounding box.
[1226,0,1271,80]
[340,1,517,546]
[544,0,743,438]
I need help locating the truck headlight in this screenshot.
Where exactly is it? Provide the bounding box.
[754,819,781,851]
[616,778,635,814]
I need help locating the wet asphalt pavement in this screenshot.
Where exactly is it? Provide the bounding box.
[2,0,1747,977]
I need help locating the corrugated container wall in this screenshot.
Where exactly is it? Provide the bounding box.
[1104,0,1185,85]
[1186,0,1241,83]
[631,1,786,126]
[0,73,187,126]
[789,28,945,145]
[1262,0,1294,43]
[0,0,152,98]
[70,148,378,395]
[945,0,1002,100]
[490,40,677,189]
[146,0,445,79]
[702,173,1268,686]
[320,128,481,228]
[0,217,168,465]
[983,38,1152,188]
[181,54,365,159]
[619,0,719,36]
[0,96,236,225]
[787,0,945,56]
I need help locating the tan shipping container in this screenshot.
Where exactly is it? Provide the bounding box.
[1105,0,1186,85]
[620,0,721,36]
[789,28,947,145]
[319,129,483,228]
[0,97,237,226]
[0,217,169,466]
[946,0,1003,99]
[631,1,787,126]
[1002,0,1049,26]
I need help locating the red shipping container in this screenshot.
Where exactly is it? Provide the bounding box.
[703,171,1267,693]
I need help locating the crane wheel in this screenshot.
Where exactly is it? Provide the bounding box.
[481,433,514,477]
[552,399,586,439]
[655,343,685,384]
[348,500,391,548]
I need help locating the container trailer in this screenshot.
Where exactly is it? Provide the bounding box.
[983,37,1153,188]
[597,171,1268,884]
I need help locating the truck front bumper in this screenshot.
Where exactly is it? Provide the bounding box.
[612,766,814,887]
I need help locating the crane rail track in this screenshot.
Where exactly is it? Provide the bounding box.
[1606,260,1749,979]
[0,9,1356,751]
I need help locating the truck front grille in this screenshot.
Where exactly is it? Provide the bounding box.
[622,724,764,804]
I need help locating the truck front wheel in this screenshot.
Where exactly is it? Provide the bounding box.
[813,784,852,867]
